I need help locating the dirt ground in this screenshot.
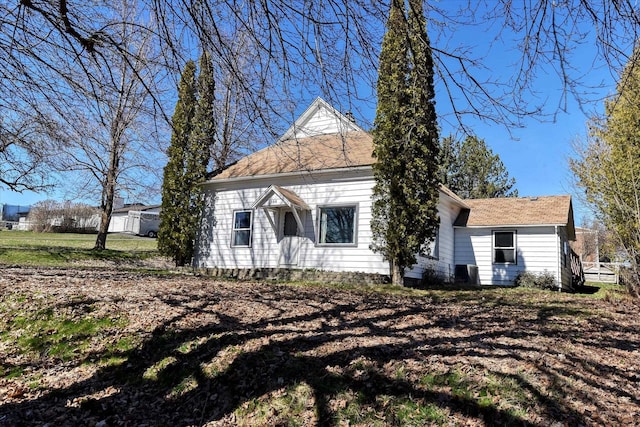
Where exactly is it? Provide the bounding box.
[1,266,639,426]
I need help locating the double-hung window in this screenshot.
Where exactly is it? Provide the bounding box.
[318,205,356,245]
[493,231,516,264]
[232,210,252,247]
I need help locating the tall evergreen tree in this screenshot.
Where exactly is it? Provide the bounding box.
[371,0,440,286]
[159,55,215,266]
[186,52,215,258]
[439,135,518,198]
[158,60,197,266]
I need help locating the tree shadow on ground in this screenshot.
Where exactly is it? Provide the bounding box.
[1,279,635,426]
[573,284,600,294]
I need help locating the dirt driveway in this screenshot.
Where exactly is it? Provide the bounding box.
[1,267,639,426]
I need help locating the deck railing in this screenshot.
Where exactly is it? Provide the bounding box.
[570,249,585,288]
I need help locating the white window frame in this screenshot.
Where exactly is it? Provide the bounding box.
[231,210,253,247]
[427,228,440,260]
[317,204,358,246]
[493,230,517,264]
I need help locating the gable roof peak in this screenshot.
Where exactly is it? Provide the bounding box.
[278,97,364,141]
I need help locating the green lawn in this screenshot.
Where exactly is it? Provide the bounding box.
[0,230,158,266]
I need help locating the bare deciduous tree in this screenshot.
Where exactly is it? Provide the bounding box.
[27,199,97,233]
[0,1,168,249]
[52,2,167,250]
[3,1,640,225]
[0,116,50,192]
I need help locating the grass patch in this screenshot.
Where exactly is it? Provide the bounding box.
[0,294,128,362]
[236,382,317,426]
[420,368,533,420]
[392,398,448,425]
[580,281,628,301]
[0,230,157,250]
[0,230,158,266]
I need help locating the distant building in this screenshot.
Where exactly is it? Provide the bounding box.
[1,204,31,222]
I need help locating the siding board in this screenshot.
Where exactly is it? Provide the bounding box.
[455,226,564,286]
[196,175,392,275]
[195,174,463,279]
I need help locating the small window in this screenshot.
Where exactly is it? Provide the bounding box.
[232,210,252,247]
[494,231,516,264]
[426,229,439,259]
[318,206,356,245]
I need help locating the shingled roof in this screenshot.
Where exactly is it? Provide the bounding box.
[454,196,575,238]
[210,131,375,180]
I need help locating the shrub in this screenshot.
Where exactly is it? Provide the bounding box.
[514,271,557,290]
[28,200,99,233]
[415,267,452,289]
[619,267,640,298]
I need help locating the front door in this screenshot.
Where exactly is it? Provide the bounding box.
[279,210,301,266]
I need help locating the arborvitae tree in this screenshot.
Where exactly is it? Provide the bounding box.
[439,135,518,199]
[371,0,440,286]
[571,43,640,297]
[185,52,215,258]
[159,60,197,266]
[159,55,216,266]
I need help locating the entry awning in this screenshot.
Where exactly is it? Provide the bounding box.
[251,185,309,233]
[252,185,310,211]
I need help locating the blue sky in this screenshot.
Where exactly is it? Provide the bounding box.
[0,2,626,226]
[0,85,608,225]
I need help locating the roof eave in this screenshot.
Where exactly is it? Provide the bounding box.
[200,165,374,186]
[454,223,570,228]
[439,185,470,208]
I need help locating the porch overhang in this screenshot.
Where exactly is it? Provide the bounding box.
[251,185,309,233]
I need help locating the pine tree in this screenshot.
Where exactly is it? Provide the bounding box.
[371,0,440,285]
[439,135,518,198]
[186,52,215,260]
[158,60,197,266]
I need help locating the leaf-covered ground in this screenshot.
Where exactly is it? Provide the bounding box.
[1,267,639,426]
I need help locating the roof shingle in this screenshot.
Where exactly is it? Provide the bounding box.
[211,131,375,180]
[454,196,573,227]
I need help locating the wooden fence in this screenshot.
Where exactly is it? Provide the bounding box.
[582,261,620,284]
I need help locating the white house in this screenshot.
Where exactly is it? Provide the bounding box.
[195,97,580,289]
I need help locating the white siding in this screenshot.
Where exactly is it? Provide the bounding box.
[408,193,462,280]
[454,226,562,286]
[195,172,460,279]
[291,106,357,138]
[195,172,389,274]
[279,98,362,141]
[108,214,127,233]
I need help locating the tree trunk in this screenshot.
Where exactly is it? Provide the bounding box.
[94,179,115,250]
[94,135,119,250]
[391,260,404,286]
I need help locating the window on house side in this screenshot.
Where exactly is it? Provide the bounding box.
[428,229,440,259]
[318,206,356,245]
[232,210,252,247]
[494,231,516,264]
